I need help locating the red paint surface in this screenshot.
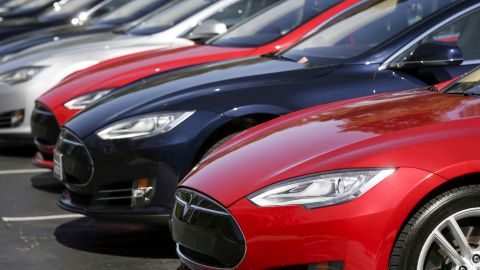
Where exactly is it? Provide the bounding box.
[181,89,480,268]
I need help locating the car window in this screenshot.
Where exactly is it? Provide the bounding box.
[281,0,457,65]
[210,0,342,48]
[96,0,161,24]
[205,0,279,28]
[444,67,480,95]
[393,7,480,64]
[128,0,215,35]
[40,0,98,17]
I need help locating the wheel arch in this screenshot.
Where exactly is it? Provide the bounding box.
[191,111,283,167]
[384,170,480,269]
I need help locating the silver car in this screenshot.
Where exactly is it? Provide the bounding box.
[0,0,278,138]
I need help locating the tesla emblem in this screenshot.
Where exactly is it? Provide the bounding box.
[182,193,195,222]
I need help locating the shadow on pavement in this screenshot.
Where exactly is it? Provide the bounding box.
[31,172,64,194]
[0,139,36,157]
[55,218,178,259]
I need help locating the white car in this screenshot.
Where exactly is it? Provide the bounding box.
[0,0,278,138]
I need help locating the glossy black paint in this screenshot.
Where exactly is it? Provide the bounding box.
[0,0,56,19]
[172,189,246,269]
[0,0,171,54]
[406,42,464,66]
[61,0,480,221]
[0,0,104,42]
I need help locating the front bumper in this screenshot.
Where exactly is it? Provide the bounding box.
[58,190,170,224]
[31,102,60,168]
[174,168,446,270]
[55,120,209,221]
[0,80,38,137]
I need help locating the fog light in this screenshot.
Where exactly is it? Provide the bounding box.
[131,178,156,208]
[11,110,24,127]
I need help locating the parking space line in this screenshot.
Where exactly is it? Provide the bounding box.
[2,214,84,222]
[0,169,50,175]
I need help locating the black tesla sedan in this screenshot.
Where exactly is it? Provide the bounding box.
[56,0,480,222]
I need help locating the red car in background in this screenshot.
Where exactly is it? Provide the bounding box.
[172,67,480,270]
[31,0,359,168]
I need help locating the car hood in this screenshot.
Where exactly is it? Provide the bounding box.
[0,33,194,75]
[0,24,89,57]
[181,90,480,206]
[1,32,191,63]
[65,57,332,138]
[41,45,255,111]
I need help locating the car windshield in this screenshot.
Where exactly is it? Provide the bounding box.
[40,0,97,18]
[96,0,163,24]
[281,0,457,65]
[210,0,342,48]
[444,68,480,96]
[128,0,216,36]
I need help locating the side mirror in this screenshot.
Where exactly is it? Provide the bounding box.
[188,19,227,43]
[390,42,464,69]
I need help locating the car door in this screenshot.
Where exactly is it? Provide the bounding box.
[374,4,480,92]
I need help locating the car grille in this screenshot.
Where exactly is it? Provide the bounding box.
[56,129,93,186]
[171,188,246,269]
[96,182,133,206]
[31,102,60,147]
[0,109,24,128]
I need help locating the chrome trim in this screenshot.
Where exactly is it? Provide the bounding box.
[61,138,84,147]
[462,59,480,66]
[33,138,55,149]
[98,188,133,194]
[56,128,95,187]
[379,2,480,70]
[32,108,54,116]
[175,188,247,269]
[97,196,131,201]
[175,195,229,216]
[177,244,229,270]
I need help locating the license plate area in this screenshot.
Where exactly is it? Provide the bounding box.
[53,150,64,182]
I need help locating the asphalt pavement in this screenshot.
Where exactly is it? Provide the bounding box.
[0,139,180,270]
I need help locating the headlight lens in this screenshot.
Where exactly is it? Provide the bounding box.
[0,67,44,84]
[249,169,395,208]
[64,89,113,110]
[97,111,195,140]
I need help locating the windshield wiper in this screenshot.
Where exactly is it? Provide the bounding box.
[446,91,480,97]
[262,53,296,62]
[427,86,438,92]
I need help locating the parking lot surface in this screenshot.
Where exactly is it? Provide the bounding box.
[0,140,180,270]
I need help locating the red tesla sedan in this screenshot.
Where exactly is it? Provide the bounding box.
[171,67,480,270]
[31,0,359,168]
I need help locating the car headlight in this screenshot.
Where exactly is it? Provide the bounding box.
[0,67,44,84]
[64,89,113,110]
[249,169,395,208]
[97,111,195,140]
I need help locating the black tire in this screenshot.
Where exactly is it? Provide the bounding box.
[200,132,240,161]
[389,184,480,270]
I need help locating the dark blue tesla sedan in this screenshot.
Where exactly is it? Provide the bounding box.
[56,0,480,222]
